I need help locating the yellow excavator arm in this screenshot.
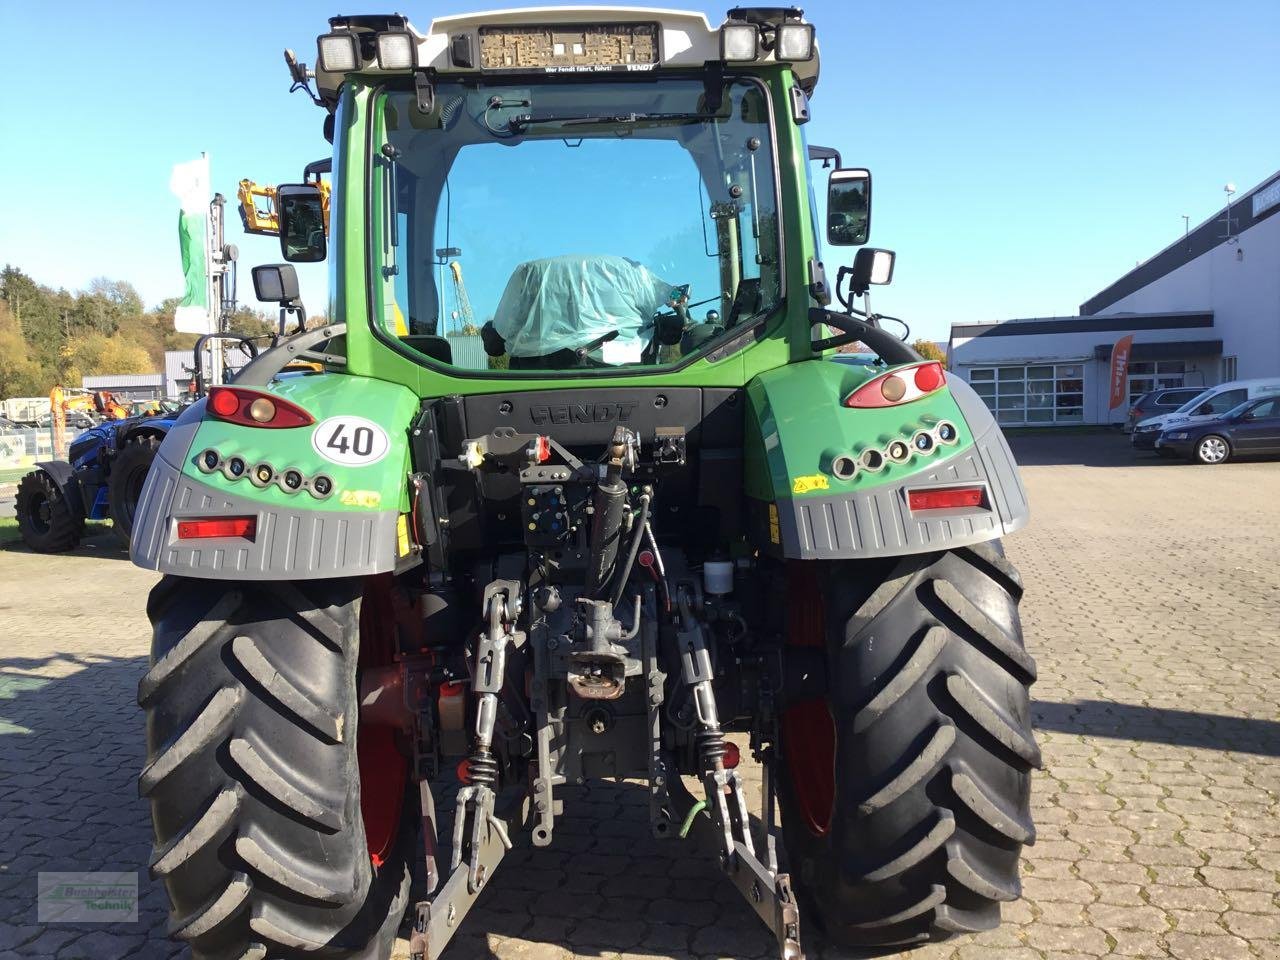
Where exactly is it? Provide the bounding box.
[237,179,331,237]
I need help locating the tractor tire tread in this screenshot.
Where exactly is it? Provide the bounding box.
[139,577,410,960]
[779,542,1036,947]
[230,636,344,742]
[108,434,161,546]
[15,470,82,553]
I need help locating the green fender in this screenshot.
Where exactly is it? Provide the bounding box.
[130,373,422,580]
[743,359,1029,558]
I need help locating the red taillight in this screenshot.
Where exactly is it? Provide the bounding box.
[176,517,257,540]
[845,362,947,408]
[907,487,986,512]
[205,387,314,428]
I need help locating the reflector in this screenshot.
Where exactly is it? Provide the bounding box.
[176,517,257,540]
[908,487,986,511]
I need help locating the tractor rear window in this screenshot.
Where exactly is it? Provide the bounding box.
[369,77,782,373]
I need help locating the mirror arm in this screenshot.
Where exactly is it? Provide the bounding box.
[809,308,920,365]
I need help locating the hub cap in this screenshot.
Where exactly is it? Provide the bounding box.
[1199,437,1227,463]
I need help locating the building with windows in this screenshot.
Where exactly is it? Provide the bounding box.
[949,169,1280,426]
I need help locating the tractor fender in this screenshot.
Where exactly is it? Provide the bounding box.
[33,460,87,523]
[131,376,419,581]
[116,418,173,451]
[743,360,1029,560]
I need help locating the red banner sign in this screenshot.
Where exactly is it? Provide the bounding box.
[1109,334,1135,410]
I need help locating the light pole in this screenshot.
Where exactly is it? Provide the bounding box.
[1223,182,1237,243]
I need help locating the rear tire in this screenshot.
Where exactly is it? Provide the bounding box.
[15,469,81,553]
[109,435,160,546]
[779,542,1039,947]
[138,577,415,960]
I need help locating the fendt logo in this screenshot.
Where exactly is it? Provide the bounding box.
[529,401,639,425]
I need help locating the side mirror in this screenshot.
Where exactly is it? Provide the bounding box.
[252,264,300,304]
[827,168,871,246]
[849,248,896,297]
[277,183,328,262]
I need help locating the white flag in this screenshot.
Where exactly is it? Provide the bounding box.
[170,156,213,334]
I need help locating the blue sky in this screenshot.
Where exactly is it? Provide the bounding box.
[1,1,1278,343]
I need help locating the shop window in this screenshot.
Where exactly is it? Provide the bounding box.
[1127,360,1185,406]
[968,363,1086,425]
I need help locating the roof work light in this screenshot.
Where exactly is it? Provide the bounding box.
[776,22,815,61]
[720,22,760,61]
[376,30,416,70]
[317,31,359,72]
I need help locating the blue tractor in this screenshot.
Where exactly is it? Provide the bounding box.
[14,335,257,552]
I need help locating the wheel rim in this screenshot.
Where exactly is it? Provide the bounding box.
[1200,437,1227,462]
[357,574,411,867]
[782,562,836,837]
[32,495,52,534]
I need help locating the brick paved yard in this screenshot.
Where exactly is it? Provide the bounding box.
[1,432,1278,960]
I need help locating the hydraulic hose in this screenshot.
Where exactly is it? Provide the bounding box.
[610,494,651,609]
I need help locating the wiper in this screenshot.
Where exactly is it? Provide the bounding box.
[506,111,712,133]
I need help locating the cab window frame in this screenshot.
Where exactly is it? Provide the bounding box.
[361,72,788,380]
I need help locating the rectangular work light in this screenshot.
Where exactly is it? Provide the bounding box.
[776,22,816,62]
[317,31,359,72]
[376,30,416,70]
[721,22,759,61]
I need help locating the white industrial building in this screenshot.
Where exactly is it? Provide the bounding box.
[950,170,1280,426]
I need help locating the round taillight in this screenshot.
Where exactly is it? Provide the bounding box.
[881,375,907,403]
[914,363,944,392]
[248,398,276,423]
[209,390,239,417]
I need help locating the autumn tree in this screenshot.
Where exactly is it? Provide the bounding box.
[911,338,948,368]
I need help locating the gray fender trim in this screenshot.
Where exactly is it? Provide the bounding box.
[130,453,400,580]
[761,412,1030,561]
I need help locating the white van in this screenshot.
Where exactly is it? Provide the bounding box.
[1132,377,1280,447]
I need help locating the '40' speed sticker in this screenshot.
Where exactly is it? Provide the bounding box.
[312,416,391,467]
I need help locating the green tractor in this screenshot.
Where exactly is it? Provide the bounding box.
[133,7,1037,959]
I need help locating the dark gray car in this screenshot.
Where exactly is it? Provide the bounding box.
[1125,387,1203,433]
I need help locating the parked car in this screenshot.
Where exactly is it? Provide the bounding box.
[1124,387,1203,433]
[1132,378,1280,451]
[1156,395,1280,464]
[34,411,98,430]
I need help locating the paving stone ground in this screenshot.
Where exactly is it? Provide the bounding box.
[1,432,1277,960]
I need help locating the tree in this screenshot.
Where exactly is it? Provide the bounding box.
[226,306,276,339]
[0,301,43,397]
[912,339,948,368]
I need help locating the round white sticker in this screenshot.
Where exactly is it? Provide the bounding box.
[311,416,391,467]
